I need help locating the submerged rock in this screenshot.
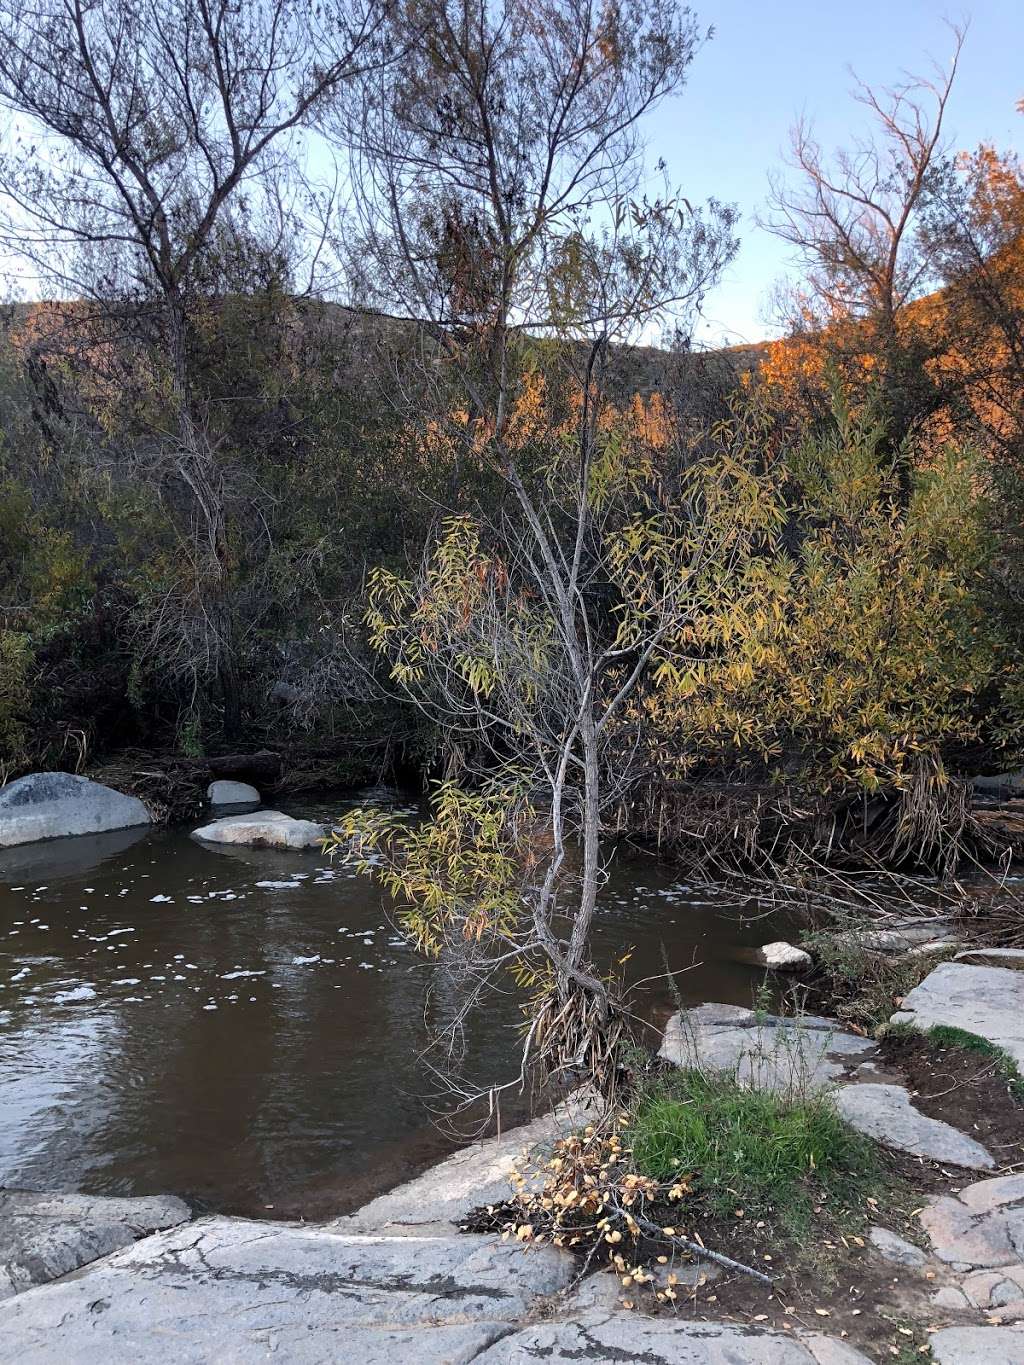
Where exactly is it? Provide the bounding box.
[206,779,260,807]
[192,810,325,850]
[0,772,151,848]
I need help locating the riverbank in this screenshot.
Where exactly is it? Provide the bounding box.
[2,954,1022,1361]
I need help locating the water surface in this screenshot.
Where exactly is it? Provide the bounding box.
[0,798,770,1216]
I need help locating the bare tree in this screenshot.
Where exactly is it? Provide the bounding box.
[0,0,384,735]
[764,24,965,485]
[324,0,738,1100]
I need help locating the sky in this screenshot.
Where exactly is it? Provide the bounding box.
[651,0,1024,347]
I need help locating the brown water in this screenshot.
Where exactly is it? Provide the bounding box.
[0,796,770,1218]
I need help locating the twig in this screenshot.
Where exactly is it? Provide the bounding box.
[607,1200,776,1286]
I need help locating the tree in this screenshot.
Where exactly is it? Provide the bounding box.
[764,26,965,489]
[0,0,383,736]
[324,0,737,1102]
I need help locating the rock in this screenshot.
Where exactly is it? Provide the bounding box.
[474,1315,857,1363]
[802,1339,875,1365]
[954,949,1024,971]
[826,919,957,956]
[891,962,1024,1069]
[191,810,325,850]
[960,1175,1024,1215]
[928,1325,1024,1364]
[659,1003,875,1093]
[904,938,963,959]
[0,1219,572,1363]
[0,772,151,848]
[868,1225,928,1267]
[206,779,260,806]
[932,1285,970,1310]
[835,1084,995,1170]
[0,1190,190,1301]
[962,1265,1024,1310]
[335,1091,595,1237]
[758,941,813,971]
[920,1182,1024,1268]
[973,770,1024,798]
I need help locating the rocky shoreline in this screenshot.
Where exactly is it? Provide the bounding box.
[1,954,1022,1361]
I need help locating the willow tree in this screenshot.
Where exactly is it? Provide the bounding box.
[324,0,737,1100]
[0,0,383,737]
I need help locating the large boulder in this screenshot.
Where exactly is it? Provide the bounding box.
[192,810,325,850]
[0,773,151,848]
[206,779,260,807]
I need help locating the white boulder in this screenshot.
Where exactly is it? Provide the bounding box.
[206,780,260,807]
[758,940,812,971]
[0,773,151,848]
[191,810,325,850]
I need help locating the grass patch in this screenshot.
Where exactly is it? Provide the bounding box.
[627,1068,881,1237]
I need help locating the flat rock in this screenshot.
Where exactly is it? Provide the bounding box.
[835,1084,995,1170]
[474,1315,870,1363]
[0,1218,573,1363]
[335,1092,595,1237]
[891,962,1024,1068]
[206,779,260,806]
[960,1176,1024,1215]
[191,809,325,850]
[0,772,151,848]
[928,1325,1024,1363]
[920,1180,1024,1268]
[954,949,1024,971]
[827,919,957,955]
[868,1225,928,1267]
[973,770,1024,797]
[904,938,963,958]
[0,1190,190,1300]
[962,1264,1024,1311]
[659,1004,875,1093]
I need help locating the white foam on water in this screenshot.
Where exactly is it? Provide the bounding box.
[54,985,96,1003]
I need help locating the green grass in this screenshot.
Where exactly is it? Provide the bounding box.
[627,1069,881,1233]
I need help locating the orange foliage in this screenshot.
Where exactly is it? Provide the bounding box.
[758,145,1024,467]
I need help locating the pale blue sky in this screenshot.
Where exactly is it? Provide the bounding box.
[652,1,1024,346]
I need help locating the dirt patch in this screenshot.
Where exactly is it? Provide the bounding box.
[877,1031,1024,1170]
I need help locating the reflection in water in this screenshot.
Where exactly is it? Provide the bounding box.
[0,800,771,1217]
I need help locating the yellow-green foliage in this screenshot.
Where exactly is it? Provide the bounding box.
[642,399,1022,794]
[327,779,536,969]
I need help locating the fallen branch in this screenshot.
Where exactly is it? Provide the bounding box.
[607,1199,776,1287]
